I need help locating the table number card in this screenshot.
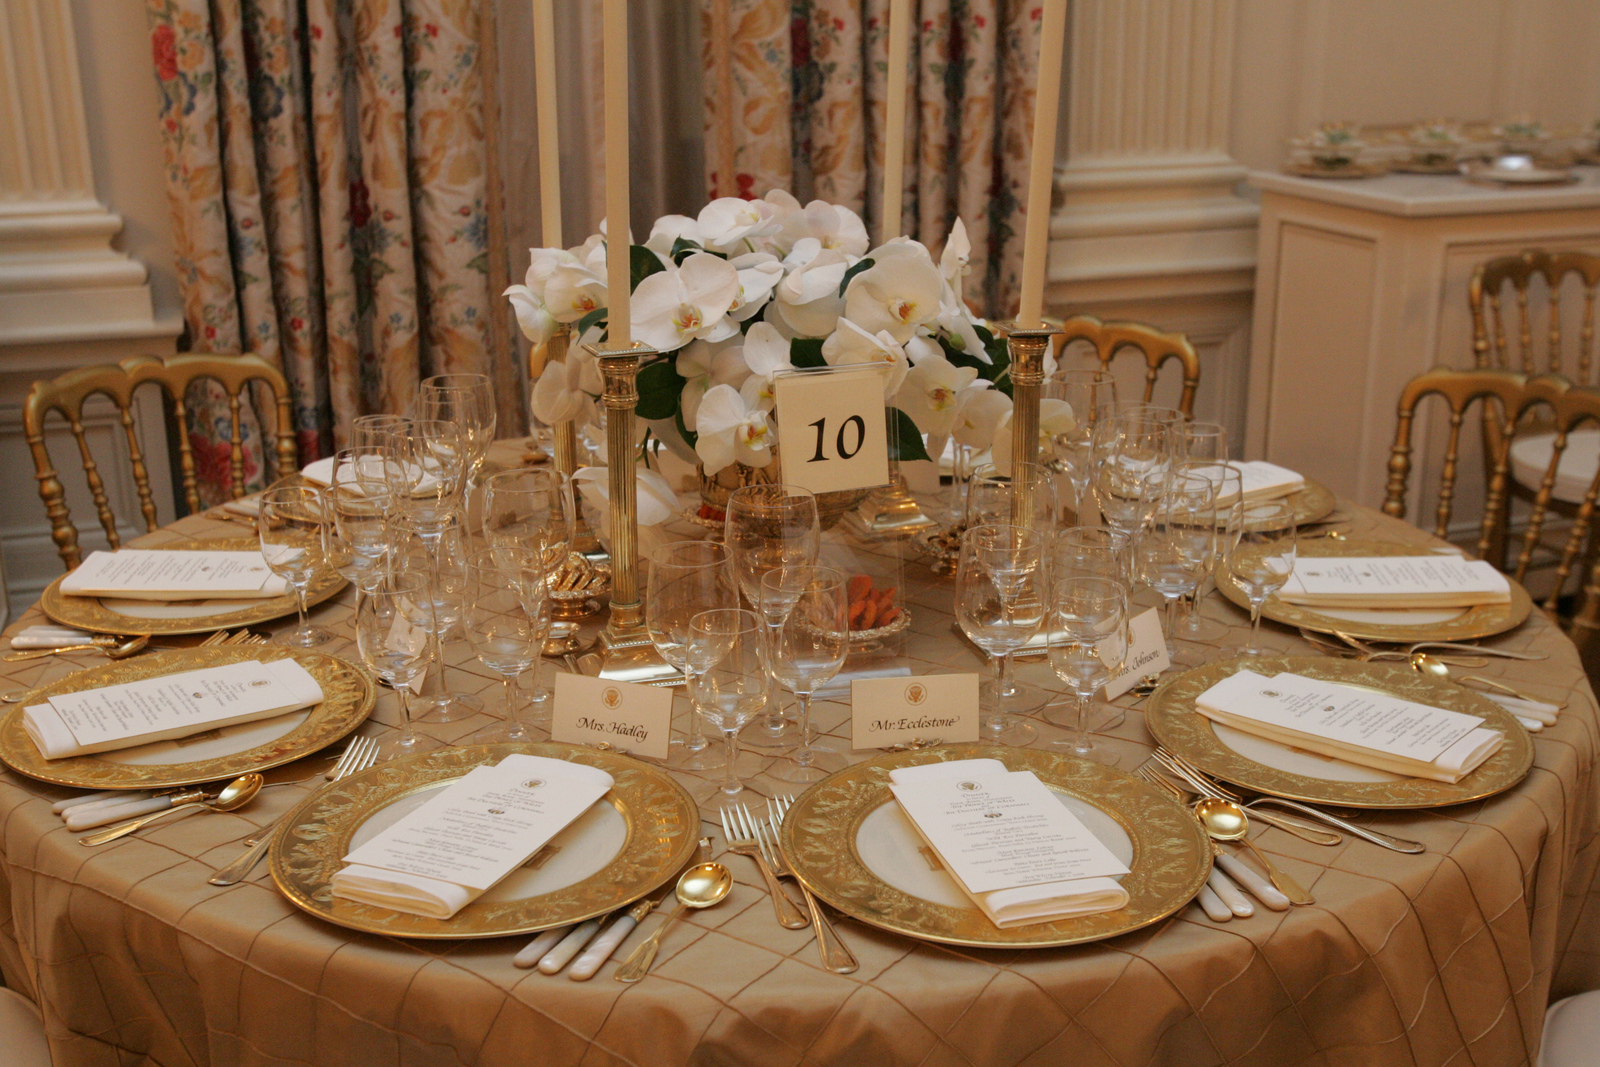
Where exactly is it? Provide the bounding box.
[850,674,980,750]
[1101,607,1171,700]
[552,674,673,760]
[772,366,890,496]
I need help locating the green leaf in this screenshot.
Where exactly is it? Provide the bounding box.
[674,407,698,449]
[837,257,874,297]
[634,357,685,420]
[789,337,827,369]
[887,407,932,463]
[669,236,705,264]
[575,307,607,337]
[940,325,1012,396]
[630,245,666,291]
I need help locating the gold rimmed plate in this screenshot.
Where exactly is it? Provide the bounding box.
[270,742,699,939]
[779,745,1211,949]
[39,536,347,636]
[0,645,375,790]
[1264,479,1337,530]
[1145,655,1533,808]
[1217,538,1532,642]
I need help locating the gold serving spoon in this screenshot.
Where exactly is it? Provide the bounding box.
[1193,797,1315,905]
[613,862,733,982]
[1409,652,1560,708]
[79,773,263,846]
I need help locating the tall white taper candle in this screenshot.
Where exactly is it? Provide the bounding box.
[532,0,561,248]
[602,0,631,348]
[1017,0,1068,328]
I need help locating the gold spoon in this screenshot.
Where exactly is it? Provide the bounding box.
[4,635,149,662]
[79,773,263,846]
[1193,797,1315,905]
[1409,652,1558,707]
[613,862,733,982]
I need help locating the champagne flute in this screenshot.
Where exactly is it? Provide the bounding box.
[1047,526,1129,731]
[724,483,820,748]
[257,485,333,647]
[355,570,440,760]
[765,565,848,783]
[462,550,542,743]
[955,524,1046,746]
[687,608,769,799]
[1048,576,1129,762]
[647,541,736,770]
[1133,469,1216,667]
[1176,461,1243,642]
[1226,499,1297,657]
[1043,370,1118,522]
[483,467,576,666]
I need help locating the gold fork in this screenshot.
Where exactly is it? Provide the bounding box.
[720,804,808,929]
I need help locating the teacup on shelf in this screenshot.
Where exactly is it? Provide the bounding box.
[1288,122,1366,173]
[1405,122,1463,168]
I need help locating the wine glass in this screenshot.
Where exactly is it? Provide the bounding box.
[257,485,334,647]
[724,483,820,748]
[1225,499,1297,657]
[462,550,542,743]
[1048,576,1128,762]
[1176,420,1228,463]
[1175,461,1243,642]
[955,524,1046,746]
[687,608,769,799]
[355,570,439,760]
[1091,412,1172,560]
[647,541,736,770]
[1049,526,1123,587]
[482,468,575,587]
[419,374,496,480]
[390,511,482,721]
[1043,370,1118,522]
[1133,470,1216,667]
[390,418,467,534]
[966,461,1060,533]
[764,565,848,783]
[324,482,389,593]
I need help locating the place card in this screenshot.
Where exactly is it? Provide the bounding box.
[23,659,324,759]
[772,366,890,496]
[333,754,614,918]
[850,674,980,750]
[551,674,673,760]
[60,549,287,601]
[1278,555,1510,608]
[1101,607,1170,700]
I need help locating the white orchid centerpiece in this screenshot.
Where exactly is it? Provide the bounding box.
[506,191,1015,477]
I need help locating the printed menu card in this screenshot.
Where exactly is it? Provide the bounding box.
[888,759,1129,928]
[60,550,288,601]
[1277,556,1510,609]
[1194,461,1305,504]
[1194,669,1504,783]
[23,659,324,759]
[332,754,614,919]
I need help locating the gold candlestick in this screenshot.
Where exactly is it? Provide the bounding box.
[998,322,1061,524]
[545,324,605,560]
[587,340,682,686]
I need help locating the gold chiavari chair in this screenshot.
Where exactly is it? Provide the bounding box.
[1048,314,1201,416]
[1470,250,1600,379]
[1383,366,1600,666]
[24,353,301,571]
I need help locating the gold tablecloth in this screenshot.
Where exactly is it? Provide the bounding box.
[0,505,1598,1067]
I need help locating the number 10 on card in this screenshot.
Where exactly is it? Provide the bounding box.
[771,367,891,496]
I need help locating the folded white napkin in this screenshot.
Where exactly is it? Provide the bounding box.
[888,759,1129,928]
[23,658,324,759]
[9,625,94,649]
[331,864,475,919]
[1194,671,1503,784]
[300,456,336,486]
[222,494,262,518]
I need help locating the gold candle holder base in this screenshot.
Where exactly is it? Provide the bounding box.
[595,625,684,687]
[543,622,596,657]
[842,469,936,540]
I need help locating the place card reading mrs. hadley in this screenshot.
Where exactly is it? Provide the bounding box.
[850,674,980,750]
[552,674,673,760]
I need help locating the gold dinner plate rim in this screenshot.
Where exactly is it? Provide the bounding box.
[1261,479,1337,531]
[269,742,701,940]
[778,745,1212,949]
[1144,655,1534,808]
[1217,538,1533,642]
[39,536,348,636]
[0,645,376,789]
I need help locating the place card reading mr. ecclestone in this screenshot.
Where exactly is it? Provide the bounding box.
[1101,607,1170,700]
[552,674,673,760]
[851,674,980,750]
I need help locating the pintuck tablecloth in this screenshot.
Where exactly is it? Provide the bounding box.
[0,502,1597,1067]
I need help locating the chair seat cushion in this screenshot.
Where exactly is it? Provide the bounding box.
[0,987,49,1067]
[1510,428,1600,504]
[1542,989,1600,1065]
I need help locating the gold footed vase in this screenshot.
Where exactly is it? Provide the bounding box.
[697,447,871,531]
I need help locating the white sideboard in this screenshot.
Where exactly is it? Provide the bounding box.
[1244,167,1600,514]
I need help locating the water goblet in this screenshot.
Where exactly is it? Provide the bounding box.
[1133,470,1217,667]
[1225,499,1297,657]
[1175,461,1243,642]
[765,565,849,783]
[257,485,334,647]
[1043,370,1118,521]
[1047,576,1129,762]
[647,541,736,770]
[355,570,440,760]
[462,550,542,743]
[687,608,769,799]
[955,524,1046,746]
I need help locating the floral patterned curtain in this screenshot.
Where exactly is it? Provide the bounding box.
[702,0,1042,319]
[145,0,511,505]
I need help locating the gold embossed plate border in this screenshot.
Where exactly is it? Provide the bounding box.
[269,742,700,939]
[779,745,1211,949]
[0,646,375,789]
[1145,655,1533,808]
[1281,479,1337,529]
[1217,538,1533,641]
[39,536,348,636]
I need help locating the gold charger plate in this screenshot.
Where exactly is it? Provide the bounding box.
[39,536,347,636]
[779,745,1211,949]
[0,645,375,789]
[1145,655,1533,808]
[269,742,700,940]
[1217,537,1533,642]
[1263,479,1337,530]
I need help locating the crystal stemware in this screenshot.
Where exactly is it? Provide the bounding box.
[1048,575,1128,763]
[1043,370,1118,522]
[1226,499,1297,657]
[955,524,1046,746]
[1133,469,1217,667]
[1175,461,1243,642]
[462,550,542,743]
[765,565,848,783]
[647,540,736,771]
[686,608,769,799]
[257,485,334,647]
[355,570,440,760]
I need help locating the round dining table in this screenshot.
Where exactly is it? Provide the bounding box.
[0,497,1597,1067]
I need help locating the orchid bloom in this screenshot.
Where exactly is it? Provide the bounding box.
[766,191,871,257]
[644,214,701,257]
[939,218,971,304]
[991,397,1076,475]
[572,465,679,529]
[950,384,1013,450]
[544,238,608,323]
[676,338,751,427]
[696,197,780,254]
[694,384,776,473]
[737,321,795,411]
[769,247,850,337]
[821,318,911,397]
[530,354,595,426]
[631,252,741,352]
[503,247,577,344]
[843,253,944,343]
[727,252,784,321]
[892,355,979,437]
